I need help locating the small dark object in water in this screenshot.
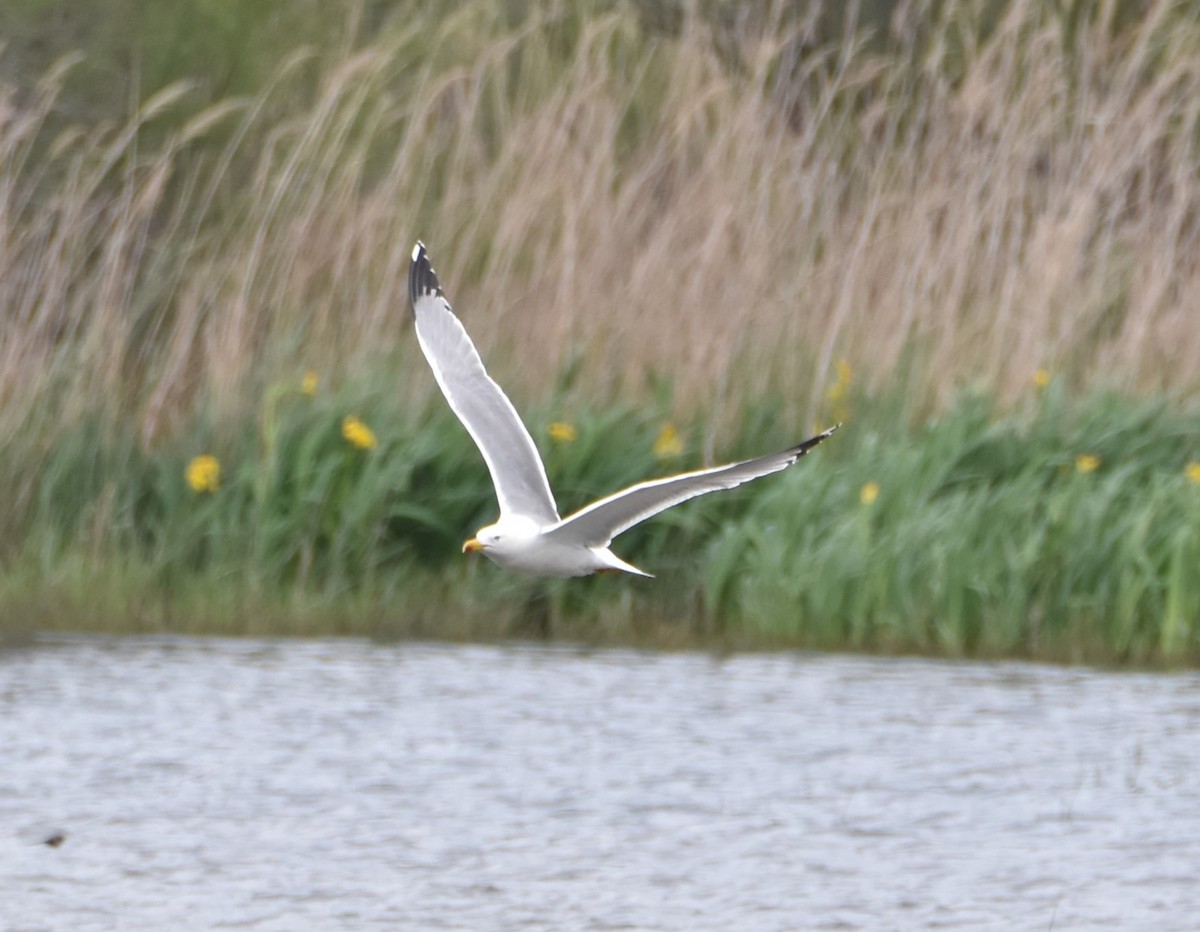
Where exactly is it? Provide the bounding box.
[42,831,66,848]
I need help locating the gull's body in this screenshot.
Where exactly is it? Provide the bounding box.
[408,241,838,578]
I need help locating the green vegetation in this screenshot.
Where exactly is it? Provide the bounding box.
[6,377,1200,665]
[1,1,1199,663]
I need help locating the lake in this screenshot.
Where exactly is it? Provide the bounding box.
[3,635,1199,929]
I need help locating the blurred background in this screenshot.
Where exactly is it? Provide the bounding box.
[1,0,1198,662]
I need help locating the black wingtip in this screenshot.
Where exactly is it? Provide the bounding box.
[790,422,841,460]
[409,240,444,311]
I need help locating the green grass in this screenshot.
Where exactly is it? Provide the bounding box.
[710,387,1200,664]
[4,376,1199,664]
[2,1,1200,662]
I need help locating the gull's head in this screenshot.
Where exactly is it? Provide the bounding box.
[462,516,541,556]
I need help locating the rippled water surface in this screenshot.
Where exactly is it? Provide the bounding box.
[4,636,1200,930]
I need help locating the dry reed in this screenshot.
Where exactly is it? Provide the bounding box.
[1,0,1199,451]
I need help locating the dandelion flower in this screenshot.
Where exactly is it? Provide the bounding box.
[860,481,879,505]
[1187,462,1200,485]
[1033,368,1051,390]
[653,423,684,460]
[826,358,853,422]
[1075,454,1100,474]
[185,454,220,493]
[301,370,318,396]
[548,421,577,444]
[826,358,853,402]
[342,415,378,450]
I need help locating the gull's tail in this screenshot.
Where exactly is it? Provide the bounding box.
[594,548,655,579]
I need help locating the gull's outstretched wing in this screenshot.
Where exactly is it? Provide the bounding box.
[545,425,839,547]
[409,242,559,524]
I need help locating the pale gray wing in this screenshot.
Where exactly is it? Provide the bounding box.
[545,425,839,546]
[409,242,559,524]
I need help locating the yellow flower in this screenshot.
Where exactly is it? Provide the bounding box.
[825,358,854,423]
[653,423,684,460]
[826,358,853,402]
[548,421,577,444]
[185,454,220,494]
[1186,462,1200,485]
[859,481,879,505]
[301,370,318,396]
[1033,368,1051,390]
[342,415,378,450]
[1075,453,1100,474]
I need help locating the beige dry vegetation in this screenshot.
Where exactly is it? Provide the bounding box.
[2,0,1199,450]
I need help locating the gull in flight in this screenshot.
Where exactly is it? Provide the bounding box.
[408,242,838,578]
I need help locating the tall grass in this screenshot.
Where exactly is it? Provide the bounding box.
[706,386,1200,663]
[1,1,1199,660]
[3,2,1200,437]
[5,379,1200,663]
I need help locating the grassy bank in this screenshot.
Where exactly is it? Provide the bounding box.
[5,379,1200,665]
[1,1,1199,661]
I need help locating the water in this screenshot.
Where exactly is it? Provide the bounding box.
[3,636,1199,930]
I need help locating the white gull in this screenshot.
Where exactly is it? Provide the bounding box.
[408,241,838,577]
